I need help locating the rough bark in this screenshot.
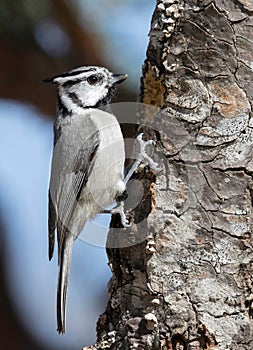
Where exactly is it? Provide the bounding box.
[84,1,253,349]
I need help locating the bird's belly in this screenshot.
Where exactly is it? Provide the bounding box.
[82,123,125,211]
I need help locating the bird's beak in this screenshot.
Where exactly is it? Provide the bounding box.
[111,73,128,85]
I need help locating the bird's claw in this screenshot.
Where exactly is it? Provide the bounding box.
[136,133,162,173]
[111,202,130,227]
[114,133,162,227]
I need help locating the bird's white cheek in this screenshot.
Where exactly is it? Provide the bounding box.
[85,86,107,105]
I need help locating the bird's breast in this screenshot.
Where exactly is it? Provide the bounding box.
[86,110,125,209]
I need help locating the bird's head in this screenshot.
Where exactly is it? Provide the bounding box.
[43,66,127,114]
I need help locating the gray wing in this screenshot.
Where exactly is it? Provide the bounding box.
[48,122,99,260]
[48,122,61,260]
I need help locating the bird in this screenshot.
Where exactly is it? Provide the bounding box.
[44,66,128,334]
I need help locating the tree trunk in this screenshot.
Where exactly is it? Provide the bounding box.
[84,1,253,349]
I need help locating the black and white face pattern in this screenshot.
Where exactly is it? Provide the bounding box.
[44,66,127,116]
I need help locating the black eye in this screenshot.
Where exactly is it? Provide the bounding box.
[87,74,102,85]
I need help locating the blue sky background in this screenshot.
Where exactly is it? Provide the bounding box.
[0,1,155,349]
[76,0,154,88]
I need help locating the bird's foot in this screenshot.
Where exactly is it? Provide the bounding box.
[124,133,162,184]
[111,201,130,227]
[136,133,161,173]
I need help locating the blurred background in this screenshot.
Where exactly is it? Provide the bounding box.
[0,0,155,349]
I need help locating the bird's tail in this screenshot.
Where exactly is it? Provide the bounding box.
[57,236,74,334]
